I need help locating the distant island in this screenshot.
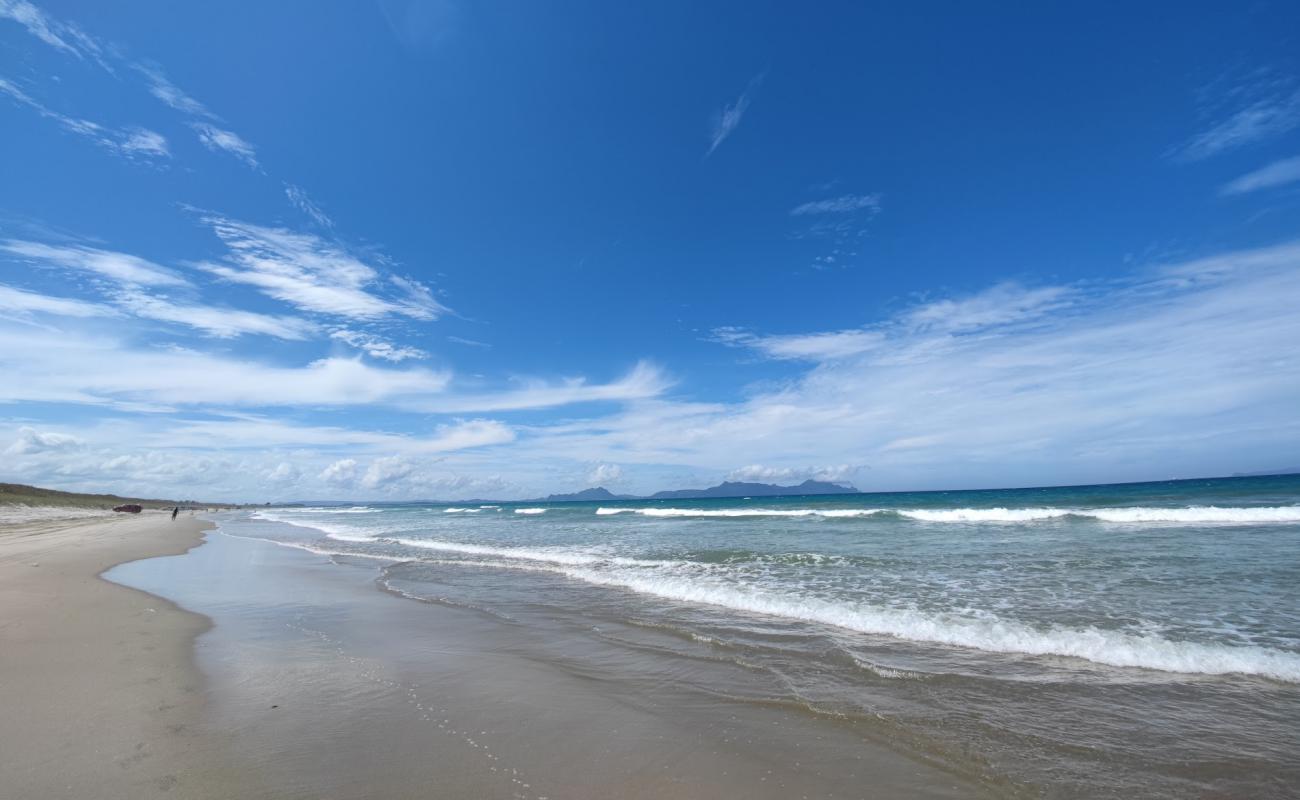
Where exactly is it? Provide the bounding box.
[530,479,858,504]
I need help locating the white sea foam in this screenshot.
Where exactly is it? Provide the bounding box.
[898,506,1300,523]
[555,566,1300,682]
[597,507,884,518]
[266,506,382,514]
[592,505,1300,523]
[514,508,547,515]
[254,510,380,540]
[442,508,481,513]
[389,537,655,568]
[324,532,377,543]
[219,529,401,562]
[363,535,1300,681]
[393,537,601,565]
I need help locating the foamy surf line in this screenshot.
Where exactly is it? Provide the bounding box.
[326,532,1300,682]
[595,505,1300,523]
[553,564,1300,682]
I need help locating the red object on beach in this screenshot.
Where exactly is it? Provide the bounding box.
[112,504,143,513]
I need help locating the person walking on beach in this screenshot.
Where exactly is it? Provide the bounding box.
[171,506,179,521]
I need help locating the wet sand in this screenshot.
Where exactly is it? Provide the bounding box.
[3,513,998,799]
[0,513,250,799]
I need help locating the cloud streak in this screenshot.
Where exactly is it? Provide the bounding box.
[706,73,763,157]
[1221,155,1300,195]
[1,239,187,286]
[198,214,449,321]
[1172,71,1300,161]
[0,78,170,161]
[191,123,259,168]
[790,194,883,216]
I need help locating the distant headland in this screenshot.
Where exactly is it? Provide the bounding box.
[530,479,858,504]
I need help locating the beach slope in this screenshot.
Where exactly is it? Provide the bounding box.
[0,513,243,799]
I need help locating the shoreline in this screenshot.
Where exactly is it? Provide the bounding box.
[111,517,997,799]
[0,512,251,799]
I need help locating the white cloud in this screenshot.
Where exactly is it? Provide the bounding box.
[320,458,359,486]
[726,464,859,484]
[7,232,1300,499]
[713,327,883,361]
[418,419,514,452]
[284,184,334,228]
[5,426,85,455]
[0,283,114,318]
[1221,155,1300,195]
[790,194,883,216]
[0,78,169,162]
[447,335,490,348]
[0,327,452,408]
[191,123,259,168]
[264,461,300,484]
[199,215,449,320]
[901,283,1072,334]
[0,0,103,61]
[706,73,763,157]
[330,328,427,361]
[1,239,186,286]
[360,455,414,490]
[587,463,623,484]
[1173,72,1300,161]
[515,240,1300,490]
[410,360,671,413]
[127,294,317,340]
[121,128,170,158]
[134,62,213,118]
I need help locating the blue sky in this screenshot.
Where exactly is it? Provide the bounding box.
[3,1,1300,501]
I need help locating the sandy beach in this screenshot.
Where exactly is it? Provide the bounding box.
[0,513,248,799]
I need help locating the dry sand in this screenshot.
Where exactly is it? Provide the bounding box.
[0,512,249,799]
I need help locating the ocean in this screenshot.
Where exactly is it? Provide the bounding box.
[219,474,1300,797]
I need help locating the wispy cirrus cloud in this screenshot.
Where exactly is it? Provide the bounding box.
[790,193,883,216]
[3,2,260,169]
[285,183,334,228]
[788,189,882,270]
[1221,155,1300,195]
[330,328,427,361]
[1171,70,1300,162]
[191,122,259,168]
[134,61,261,168]
[0,0,104,63]
[0,283,115,319]
[0,325,452,408]
[126,293,317,340]
[1,239,186,286]
[198,214,449,321]
[712,326,883,361]
[409,360,671,413]
[133,62,215,118]
[706,73,764,157]
[0,77,170,160]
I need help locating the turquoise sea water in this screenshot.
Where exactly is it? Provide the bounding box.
[221,474,1300,797]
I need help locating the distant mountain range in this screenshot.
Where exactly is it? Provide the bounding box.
[532,479,858,503]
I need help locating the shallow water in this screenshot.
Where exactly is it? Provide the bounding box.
[221,474,1300,797]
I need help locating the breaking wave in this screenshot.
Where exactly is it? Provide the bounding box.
[594,506,1300,524]
[350,534,1300,682]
